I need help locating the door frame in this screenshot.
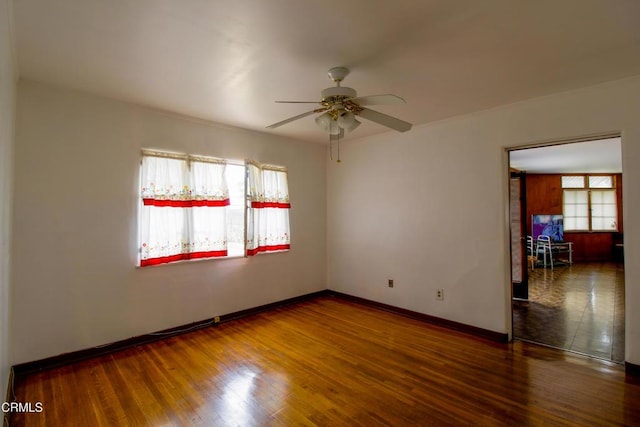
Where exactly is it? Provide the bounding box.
[510,170,528,299]
[503,131,624,354]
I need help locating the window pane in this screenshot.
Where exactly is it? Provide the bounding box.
[591,190,616,205]
[603,191,616,203]
[575,217,589,230]
[591,189,617,231]
[140,205,188,262]
[226,207,244,255]
[226,164,246,257]
[588,175,613,188]
[577,191,589,203]
[591,217,617,231]
[590,190,615,204]
[591,204,611,217]
[591,217,604,230]
[139,155,191,266]
[591,205,604,216]
[563,190,588,203]
[563,190,589,231]
[190,161,229,201]
[564,219,587,231]
[562,176,585,188]
[564,191,576,203]
[191,206,227,253]
[141,156,189,201]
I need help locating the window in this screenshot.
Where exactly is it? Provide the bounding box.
[246,162,291,255]
[225,163,247,257]
[562,175,617,232]
[138,150,290,266]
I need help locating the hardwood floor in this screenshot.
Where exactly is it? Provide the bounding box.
[10,296,640,426]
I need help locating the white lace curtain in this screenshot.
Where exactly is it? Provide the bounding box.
[246,162,290,255]
[139,153,229,266]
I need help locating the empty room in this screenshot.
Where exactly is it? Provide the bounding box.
[1,1,640,425]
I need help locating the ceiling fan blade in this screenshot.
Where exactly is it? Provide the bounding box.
[266,110,318,129]
[275,101,321,104]
[350,94,406,106]
[357,107,412,132]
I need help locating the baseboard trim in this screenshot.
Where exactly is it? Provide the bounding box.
[26,288,632,377]
[626,362,640,377]
[12,290,329,376]
[327,290,509,343]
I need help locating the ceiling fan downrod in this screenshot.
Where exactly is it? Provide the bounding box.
[327,66,350,84]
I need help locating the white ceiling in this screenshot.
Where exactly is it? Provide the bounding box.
[12,0,640,147]
[509,138,622,174]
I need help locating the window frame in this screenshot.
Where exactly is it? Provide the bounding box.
[138,150,290,267]
[224,160,249,258]
[561,174,618,232]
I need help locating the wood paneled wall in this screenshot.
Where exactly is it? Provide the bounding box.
[525,174,623,262]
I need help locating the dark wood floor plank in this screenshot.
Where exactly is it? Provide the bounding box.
[11,296,640,426]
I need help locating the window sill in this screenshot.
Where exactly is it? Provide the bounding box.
[564,230,619,234]
[136,250,289,269]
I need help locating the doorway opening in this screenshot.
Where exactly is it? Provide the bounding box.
[508,136,624,362]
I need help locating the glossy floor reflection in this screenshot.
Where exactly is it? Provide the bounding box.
[513,261,625,362]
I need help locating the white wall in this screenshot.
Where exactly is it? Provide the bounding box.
[10,74,640,368]
[0,0,16,397]
[327,75,640,365]
[11,81,327,364]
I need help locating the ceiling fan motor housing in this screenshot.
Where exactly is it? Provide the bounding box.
[267,66,411,134]
[321,86,357,103]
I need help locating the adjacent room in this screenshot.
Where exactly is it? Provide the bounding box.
[2,0,640,425]
[510,138,625,362]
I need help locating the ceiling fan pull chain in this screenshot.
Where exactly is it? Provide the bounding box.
[329,135,334,161]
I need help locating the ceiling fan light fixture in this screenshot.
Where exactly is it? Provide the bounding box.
[328,120,341,135]
[315,112,333,131]
[337,111,356,130]
[347,118,361,132]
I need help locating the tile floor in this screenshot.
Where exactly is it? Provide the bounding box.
[513,261,625,362]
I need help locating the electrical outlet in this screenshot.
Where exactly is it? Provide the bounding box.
[388,279,394,288]
[435,289,444,300]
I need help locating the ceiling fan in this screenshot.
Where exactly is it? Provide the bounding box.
[266,67,412,143]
